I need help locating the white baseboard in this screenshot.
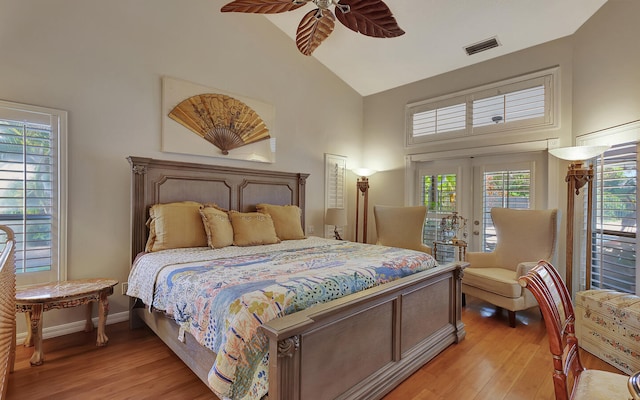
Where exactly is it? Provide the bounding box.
[15,310,129,344]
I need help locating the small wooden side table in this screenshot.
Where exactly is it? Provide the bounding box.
[15,278,118,366]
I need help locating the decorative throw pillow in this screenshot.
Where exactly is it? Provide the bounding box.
[145,201,207,252]
[199,205,234,249]
[228,211,280,246]
[256,204,305,240]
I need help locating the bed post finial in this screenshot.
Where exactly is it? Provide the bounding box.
[128,156,152,262]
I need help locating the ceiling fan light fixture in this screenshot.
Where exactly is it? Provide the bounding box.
[221,0,405,55]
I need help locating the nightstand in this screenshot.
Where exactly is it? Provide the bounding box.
[15,278,118,366]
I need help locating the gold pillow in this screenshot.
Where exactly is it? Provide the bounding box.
[229,211,280,246]
[256,204,305,240]
[145,201,207,252]
[199,205,234,249]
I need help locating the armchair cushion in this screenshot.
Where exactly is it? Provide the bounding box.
[465,251,498,269]
[462,208,559,325]
[463,268,522,298]
[374,205,432,254]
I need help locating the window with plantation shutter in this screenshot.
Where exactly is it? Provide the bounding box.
[412,103,466,137]
[324,154,347,239]
[472,85,545,127]
[0,100,67,284]
[406,68,556,146]
[591,143,637,294]
[481,169,531,252]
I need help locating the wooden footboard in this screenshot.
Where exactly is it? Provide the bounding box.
[262,261,466,400]
[131,261,465,400]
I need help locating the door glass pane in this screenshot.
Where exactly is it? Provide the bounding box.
[592,143,637,293]
[421,173,457,262]
[482,169,531,251]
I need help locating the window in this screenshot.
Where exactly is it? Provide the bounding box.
[324,153,347,239]
[591,143,637,293]
[0,100,67,284]
[420,172,458,262]
[481,169,531,251]
[406,68,556,146]
[412,103,466,137]
[472,85,545,127]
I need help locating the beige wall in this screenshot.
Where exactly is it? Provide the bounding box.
[362,38,575,240]
[362,0,640,270]
[1,0,363,334]
[572,0,640,135]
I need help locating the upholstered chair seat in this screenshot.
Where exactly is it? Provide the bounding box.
[462,207,558,327]
[373,205,432,254]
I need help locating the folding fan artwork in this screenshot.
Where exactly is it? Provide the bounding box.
[168,94,270,155]
[221,0,405,56]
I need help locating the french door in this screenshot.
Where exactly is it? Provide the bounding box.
[417,152,547,261]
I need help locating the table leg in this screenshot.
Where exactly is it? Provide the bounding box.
[96,289,110,346]
[85,302,94,332]
[23,312,33,347]
[28,304,44,366]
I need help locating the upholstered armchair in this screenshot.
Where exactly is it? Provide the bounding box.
[373,205,432,254]
[462,207,558,327]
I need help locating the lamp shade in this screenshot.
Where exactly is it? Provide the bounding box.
[548,145,610,161]
[325,208,347,227]
[352,168,377,177]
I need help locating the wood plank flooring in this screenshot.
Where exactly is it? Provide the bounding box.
[7,297,622,400]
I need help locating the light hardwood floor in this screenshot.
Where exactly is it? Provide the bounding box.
[7,297,622,400]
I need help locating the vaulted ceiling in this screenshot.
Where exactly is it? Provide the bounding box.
[263,0,608,96]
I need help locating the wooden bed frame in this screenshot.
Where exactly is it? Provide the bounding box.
[128,156,467,400]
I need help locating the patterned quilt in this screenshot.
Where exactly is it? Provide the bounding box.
[127,237,437,400]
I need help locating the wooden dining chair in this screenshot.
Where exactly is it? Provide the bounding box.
[518,260,633,400]
[630,371,640,400]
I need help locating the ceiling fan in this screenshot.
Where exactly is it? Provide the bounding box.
[221,0,405,56]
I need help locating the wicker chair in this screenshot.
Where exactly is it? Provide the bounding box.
[0,225,16,400]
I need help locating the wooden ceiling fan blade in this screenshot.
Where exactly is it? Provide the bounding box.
[296,9,335,56]
[335,0,405,38]
[221,0,307,14]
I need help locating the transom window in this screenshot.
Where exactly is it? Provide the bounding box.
[406,68,556,146]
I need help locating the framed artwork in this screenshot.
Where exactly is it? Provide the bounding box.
[162,76,276,163]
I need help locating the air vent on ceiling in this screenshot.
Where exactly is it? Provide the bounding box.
[464,37,500,56]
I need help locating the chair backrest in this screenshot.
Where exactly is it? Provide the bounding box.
[0,225,16,400]
[373,205,431,254]
[492,208,558,271]
[630,371,640,400]
[518,260,584,400]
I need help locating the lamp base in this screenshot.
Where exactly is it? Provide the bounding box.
[333,226,343,240]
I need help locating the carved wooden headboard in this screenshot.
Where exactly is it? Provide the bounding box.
[127,156,309,262]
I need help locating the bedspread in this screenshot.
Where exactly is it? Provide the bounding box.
[127,237,437,400]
